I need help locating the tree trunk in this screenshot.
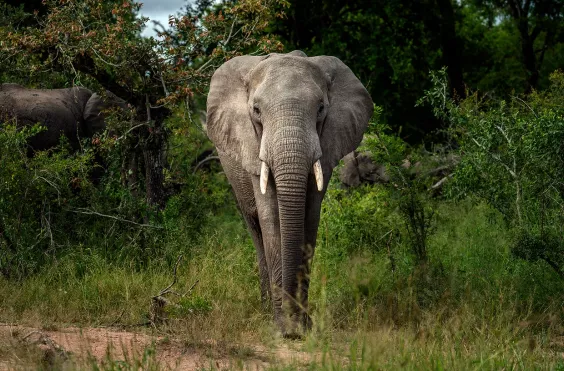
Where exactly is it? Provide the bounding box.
[507,0,539,93]
[519,23,539,92]
[143,124,167,209]
[436,0,466,99]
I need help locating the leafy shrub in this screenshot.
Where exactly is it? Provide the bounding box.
[320,184,400,257]
[361,110,438,264]
[0,115,227,278]
[0,124,95,277]
[315,110,446,323]
[420,68,564,279]
[512,232,564,279]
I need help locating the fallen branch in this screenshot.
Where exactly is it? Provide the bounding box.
[69,208,163,229]
[430,174,454,191]
[156,254,184,297]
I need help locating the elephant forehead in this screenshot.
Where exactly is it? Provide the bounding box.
[251,56,326,87]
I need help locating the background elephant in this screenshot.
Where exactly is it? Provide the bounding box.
[0,83,126,151]
[206,50,373,336]
[339,151,390,187]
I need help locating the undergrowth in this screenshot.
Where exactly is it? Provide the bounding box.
[1,195,562,369]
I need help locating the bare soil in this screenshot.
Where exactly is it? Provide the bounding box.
[0,324,326,370]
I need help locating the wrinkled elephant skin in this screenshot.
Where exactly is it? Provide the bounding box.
[206,51,373,337]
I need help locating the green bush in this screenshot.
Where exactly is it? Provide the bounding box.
[362,110,439,264]
[320,184,400,257]
[311,93,563,327]
[0,124,95,277]
[420,68,564,279]
[0,114,227,278]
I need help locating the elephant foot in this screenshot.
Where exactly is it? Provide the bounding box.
[302,312,313,331]
[282,331,304,340]
[277,312,312,340]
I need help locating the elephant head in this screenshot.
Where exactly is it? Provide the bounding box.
[340,151,390,187]
[206,51,373,336]
[82,90,127,138]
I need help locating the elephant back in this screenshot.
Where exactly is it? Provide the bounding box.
[0,85,93,150]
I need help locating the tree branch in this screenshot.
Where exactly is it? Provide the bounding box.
[523,0,532,16]
[69,208,163,228]
[116,123,149,140]
[160,74,170,97]
[72,53,133,102]
[222,17,238,47]
[90,47,123,68]
[470,137,516,178]
[156,255,184,297]
[506,0,521,19]
[192,156,220,174]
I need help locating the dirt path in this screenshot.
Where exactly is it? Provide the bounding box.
[0,324,328,370]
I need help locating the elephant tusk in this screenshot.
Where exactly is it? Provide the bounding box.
[313,160,324,192]
[260,161,269,194]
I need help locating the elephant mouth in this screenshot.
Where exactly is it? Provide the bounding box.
[259,159,323,194]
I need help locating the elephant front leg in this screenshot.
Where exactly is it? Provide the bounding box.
[241,212,271,306]
[300,171,331,330]
[251,176,285,331]
[216,154,271,307]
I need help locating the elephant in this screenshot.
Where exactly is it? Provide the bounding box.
[340,149,461,193]
[206,50,373,337]
[0,83,127,151]
[339,151,390,187]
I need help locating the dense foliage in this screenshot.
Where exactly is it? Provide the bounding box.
[0,1,562,368]
[271,0,564,142]
[436,69,564,278]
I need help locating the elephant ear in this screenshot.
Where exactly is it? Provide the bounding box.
[83,92,106,136]
[206,55,269,175]
[309,56,373,170]
[83,90,127,136]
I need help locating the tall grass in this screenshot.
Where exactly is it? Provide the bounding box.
[1,196,562,369]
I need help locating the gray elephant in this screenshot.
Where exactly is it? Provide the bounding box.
[339,151,390,187]
[206,50,373,337]
[0,83,126,151]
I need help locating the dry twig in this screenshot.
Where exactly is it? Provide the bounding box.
[149,255,200,325]
[69,208,163,229]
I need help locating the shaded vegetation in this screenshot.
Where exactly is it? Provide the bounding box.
[271,0,564,142]
[0,0,563,369]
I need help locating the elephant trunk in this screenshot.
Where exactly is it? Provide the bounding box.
[269,123,320,335]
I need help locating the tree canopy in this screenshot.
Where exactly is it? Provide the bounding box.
[270,0,564,142]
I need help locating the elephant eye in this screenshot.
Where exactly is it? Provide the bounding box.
[317,103,324,116]
[253,104,261,117]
